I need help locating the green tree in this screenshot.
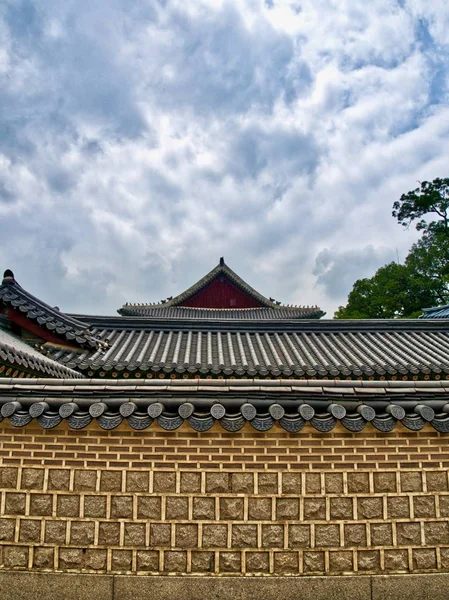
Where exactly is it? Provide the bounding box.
[392,177,449,235]
[334,262,436,319]
[336,177,449,319]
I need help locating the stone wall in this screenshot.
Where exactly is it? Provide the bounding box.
[0,421,449,577]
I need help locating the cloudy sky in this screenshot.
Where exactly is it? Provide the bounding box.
[1,0,449,317]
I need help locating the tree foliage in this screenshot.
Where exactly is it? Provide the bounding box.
[392,177,449,235]
[335,177,449,319]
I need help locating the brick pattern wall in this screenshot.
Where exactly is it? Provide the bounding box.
[0,422,449,576]
[1,422,449,470]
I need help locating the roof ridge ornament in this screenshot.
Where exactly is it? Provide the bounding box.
[2,269,15,285]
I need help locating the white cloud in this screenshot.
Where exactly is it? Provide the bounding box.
[0,0,448,317]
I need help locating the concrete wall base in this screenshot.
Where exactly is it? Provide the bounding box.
[1,571,449,600]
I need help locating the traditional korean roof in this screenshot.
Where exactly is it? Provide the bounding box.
[2,268,449,381]
[0,326,84,379]
[420,304,449,319]
[45,316,449,379]
[118,258,324,319]
[1,378,448,433]
[0,270,102,349]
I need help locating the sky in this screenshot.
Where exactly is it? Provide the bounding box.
[1,0,449,318]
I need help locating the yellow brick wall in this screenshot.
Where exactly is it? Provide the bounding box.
[0,421,449,576]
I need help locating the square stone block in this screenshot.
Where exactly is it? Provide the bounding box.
[206,473,229,493]
[424,521,449,545]
[191,551,214,572]
[126,471,149,493]
[329,551,353,572]
[258,473,278,494]
[396,522,421,546]
[164,551,187,573]
[3,546,28,568]
[220,497,244,520]
[136,550,159,571]
[166,496,189,520]
[180,472,201,493]
[0,518,15,541]
[358,550,380,571]
[48,469,70,491]
[5,492,26,515]
[124,523,146,547]
[0,467,18,488]
[330,497,353,520]
[344,524,366,547]
[274,552,299,574]
[33,547,55,569]
[262,524,284,548]
[371,523,393,546]
[70,521,95,546]
[315,524,340,548]
[45,521,66,544]
[357,497,383,519]
[248,498,271,520]
[85,549,107,571]
[111,496,133,518]
[100,471,122,492]
[281,473,301,494]
[192,497,215,520]
[202,524,227,548]
[19,519,41,543]
[153,472,176,493]
[246,552,269,573]
[57,495,80,518]
[384,549,409,571]
[413,495,436,518]
[387,497,410,519]
[325,473,343,494]
[288,524,310,548]
[74,470,97,492]
[175,524,198,548]
[111,550,132,571]
[137,496,161,519]
[30,494,52,516]
[219,552,241,572]
[21,468,44,490]
[84,495,106,518]
[374,472,397,492]
[231,472,254,494]
[305,473,321,494]
[413,548,437,570]
[232,524,257,548]
[400,471,422,492]
[426,471,448,492]
[303,551,325,573]
[276,498,299,520]
[348,472,370,493]
[150,524,171,547]
[98,522,120,546]
[304,498,325,520]
[59,548,83,570]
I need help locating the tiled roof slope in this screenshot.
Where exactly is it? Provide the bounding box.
[46,319,449,378]
[1,378,448,432]
[0,270,101,348]
[0,328,84,379]
[420,305,449,319]
[118,258,324,318]
[115,305,324,319]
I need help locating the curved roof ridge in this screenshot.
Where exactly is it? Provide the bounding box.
[0,270,102,348]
